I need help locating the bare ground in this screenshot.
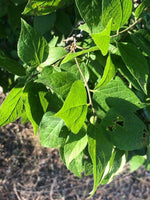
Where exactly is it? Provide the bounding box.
[0,92,150,200]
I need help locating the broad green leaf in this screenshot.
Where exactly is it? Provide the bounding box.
[68,152,84,177]
[59,145,84,177]
[39,87,49,112]
[37,70,77,98]
[138,29,150,43]
[130,155,145,172]
[39,112,64,148]
[23,81,48,134]
[120,0,132,26]
[75,0,102,33]
[34,13,56,35]
[135,0,150,18]
[87,59,103,83]
[0,83,24,126]
[130,31,150,57]
[18,19,49,68]
[78,23,91,34]
[94,54,116,89]
[101,149,127,184]
[100,107,146,151]
[45,91,63,113]
[7,2,22,31]
[61,60,89,82]
[84,149,93,176]
[91,19,112,56]
[55,11,72,34]
[23,0,73,16]
[61,46,99,65]
[94,76,144,118]
[102,0,122,31]
[112,54,144,92]
[117,42,149,94]
[41,47,67,67]
[48,36,59,48]
[0,50,26,76]
[77,38,95,49]
[55,80,88,134]
[88,124,113,196]
[64,126,88,167]
[102,0,132,30]
[21,110,29,124]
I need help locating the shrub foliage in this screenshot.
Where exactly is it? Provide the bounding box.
[0,0,150,195]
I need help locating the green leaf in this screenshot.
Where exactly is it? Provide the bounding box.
[64,126,88,167]
[117,42,149,94]
[39,87,49,112]
[41,47,67,67]
[100,107,146,151]
[8,2,22,31]
[130,155,145,172]
[102,0,132,31]
[68,152,84,177]
[61,46,99,65]
[59,145,84,177]
[37,70,77,98]
[23,0,73,16]
[86,59,103,83]
[18,19,49,68]
[34,13,56,35]
[130,31,150,57]
[94,54,116,89]
[94,76,143,118]
[21,110,29,124]
[0,83,24,126]
[112,54,143,92]
[23,81,48,134]
[48,36,59,48]
[75,0,102,33]
[102,0,122,31]
[88,124,113,196]
[135,0,150,18]
[91,19,112,56]
[101,148,127,184]
[78,23,91,34]
[120,0,132,26]
[45,91,63,113]
[39,111,64,148]
[61,60,89,83]
[84,149,93,176]
[55,80,88,134]
[0,50,26,76]
[55,11,72,34]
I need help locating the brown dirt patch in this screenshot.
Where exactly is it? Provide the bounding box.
[0,92,150,200]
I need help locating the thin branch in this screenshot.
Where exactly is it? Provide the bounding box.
[72,38,96,115]
[111,18,142,38]
[13,184,22,200]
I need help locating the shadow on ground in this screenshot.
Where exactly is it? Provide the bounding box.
[0,92,150,200]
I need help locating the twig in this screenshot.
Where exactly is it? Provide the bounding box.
[72,38,96,115]
[13,183,22,200]
[49,178,57,200]
[134,177,150,186]
[111,18,142,38]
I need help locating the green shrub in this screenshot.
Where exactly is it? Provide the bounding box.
[0,0,150,196]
